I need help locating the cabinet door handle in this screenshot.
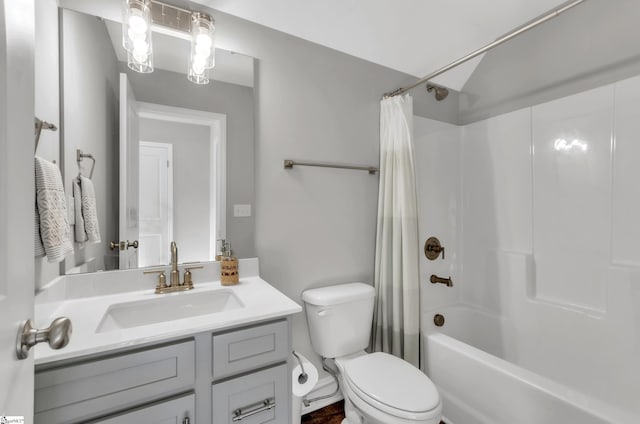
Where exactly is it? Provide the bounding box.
[232,398,275,422]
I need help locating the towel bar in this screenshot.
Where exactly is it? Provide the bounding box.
[34,117,58,153]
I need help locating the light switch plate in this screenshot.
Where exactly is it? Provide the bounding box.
[233,204,251,217]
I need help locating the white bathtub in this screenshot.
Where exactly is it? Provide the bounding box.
[423,305,632,424]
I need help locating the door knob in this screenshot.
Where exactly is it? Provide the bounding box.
[110,240,139,250]
[16,317,72,360]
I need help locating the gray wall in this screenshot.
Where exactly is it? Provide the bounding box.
[139,119,211,263]
[61,8,120,274]
[200,8,459,375]
[124,67,256,259]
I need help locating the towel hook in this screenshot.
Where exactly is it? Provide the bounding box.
[76,149,96,179]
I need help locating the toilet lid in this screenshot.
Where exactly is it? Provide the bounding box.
[344,352,440,414]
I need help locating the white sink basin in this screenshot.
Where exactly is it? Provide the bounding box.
[96,289,244,333]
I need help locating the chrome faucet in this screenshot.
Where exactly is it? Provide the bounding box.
[170,241,179,287]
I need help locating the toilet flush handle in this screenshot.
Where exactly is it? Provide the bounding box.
[317,309,330,317]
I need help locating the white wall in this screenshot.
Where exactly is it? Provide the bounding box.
[195,9,457,378]
[419,73,640,418]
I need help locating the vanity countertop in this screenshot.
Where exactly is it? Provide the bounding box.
[34,258,302,365]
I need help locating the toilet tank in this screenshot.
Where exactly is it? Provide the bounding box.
[302,283,375,358]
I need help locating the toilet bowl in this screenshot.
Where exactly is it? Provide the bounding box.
[302,283,442,424]
[336,352,442,424]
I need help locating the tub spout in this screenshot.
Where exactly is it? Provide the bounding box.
[430,274,453,287]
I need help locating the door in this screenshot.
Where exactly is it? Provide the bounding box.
[139,141,173,267]
[119,73,140,269]
[0,0,36,419]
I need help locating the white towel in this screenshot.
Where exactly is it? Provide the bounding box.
[73,175,101,243]
[34,156,74,262]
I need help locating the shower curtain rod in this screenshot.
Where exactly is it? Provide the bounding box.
[383,0,588,98]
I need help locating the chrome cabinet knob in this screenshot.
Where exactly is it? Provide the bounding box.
[16,317,72,360]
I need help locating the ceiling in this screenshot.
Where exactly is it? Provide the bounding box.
[197,0,571,90]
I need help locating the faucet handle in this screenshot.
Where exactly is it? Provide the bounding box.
[183,266,203,289]
[144,269,168,293]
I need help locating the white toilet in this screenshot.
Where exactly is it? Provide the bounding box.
[302,282,442,424]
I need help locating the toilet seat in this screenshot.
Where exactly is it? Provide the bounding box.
[343,352,441,421]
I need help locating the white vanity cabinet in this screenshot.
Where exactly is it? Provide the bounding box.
[34,319,291,424]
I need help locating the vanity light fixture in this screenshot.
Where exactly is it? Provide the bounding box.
[122,0,154,73]
[188,12,216,84]
[122,0,217,84]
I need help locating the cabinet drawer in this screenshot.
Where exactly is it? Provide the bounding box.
[212,364,288,424]
[92,393,194,424]
[35,340,195,424]
[212,320,288,380]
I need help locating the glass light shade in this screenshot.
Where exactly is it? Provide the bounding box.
[188,63,210,84]
[127,49,154,73]
[188,12,215,84]
[122,0,152,59]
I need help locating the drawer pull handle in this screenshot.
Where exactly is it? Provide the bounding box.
[232,398,275,422]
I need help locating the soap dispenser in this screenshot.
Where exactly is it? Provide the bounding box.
[220,241,239,286]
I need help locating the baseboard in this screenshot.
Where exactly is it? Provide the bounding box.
[300,375,344,415]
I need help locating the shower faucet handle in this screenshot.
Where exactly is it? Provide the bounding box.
[424,237,445,260]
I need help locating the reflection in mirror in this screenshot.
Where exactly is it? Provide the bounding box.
[57,7,256,275]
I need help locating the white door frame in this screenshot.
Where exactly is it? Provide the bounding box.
[137,102,226,261]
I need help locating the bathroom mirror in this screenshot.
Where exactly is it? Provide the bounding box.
[56,7,256,275]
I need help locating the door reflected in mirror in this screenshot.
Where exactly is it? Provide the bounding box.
[57,7,256,275]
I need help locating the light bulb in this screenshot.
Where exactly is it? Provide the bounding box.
[196,33,212,49]
[128,12,148,34]
[133,50,148,63]
[195,44,211,58]
[128,28,146,42]
[192,60,206,75]
[133,39,149,55]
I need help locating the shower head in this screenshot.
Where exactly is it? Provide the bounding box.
[426,83,449,101]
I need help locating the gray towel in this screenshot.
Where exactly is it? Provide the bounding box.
[73,175,101,243]
[35,157,73,262]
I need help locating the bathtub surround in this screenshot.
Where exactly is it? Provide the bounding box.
[416,73,640,421]
[373,94,421,366]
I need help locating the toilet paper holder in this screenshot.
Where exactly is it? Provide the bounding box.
[292,351,308,384]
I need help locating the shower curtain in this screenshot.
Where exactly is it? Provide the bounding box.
[371,94,420,367]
